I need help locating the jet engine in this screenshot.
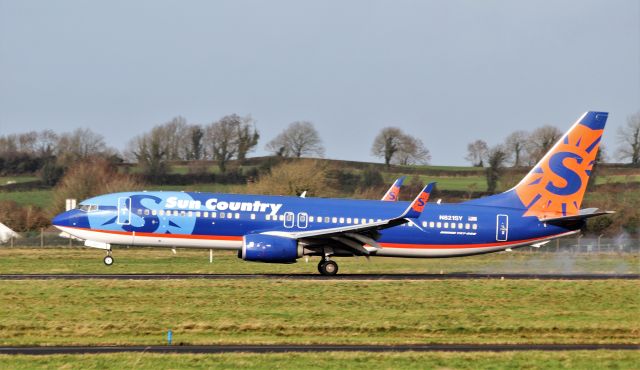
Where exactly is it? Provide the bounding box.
[239,234,302,263]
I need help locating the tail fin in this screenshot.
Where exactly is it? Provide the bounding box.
[381,176,405,201]
[467,111,608,218]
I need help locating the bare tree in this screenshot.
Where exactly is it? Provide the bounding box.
[266,121,324,158]
[616,112,640,166]
[371,127,430,166]
[56,128,108,165]
[205,115,240,172]
[36,130,59,157]
[465,140,488,167]
[236,116,260,162]
[127,127,169,182]
[526,125,562,164]
[393,136,431,165]
[485,145,507,193]
[371,127,403,166]
[503,130,528,167]
[186,125,205,160]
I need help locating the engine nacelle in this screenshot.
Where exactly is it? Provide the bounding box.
[240,234,302,263]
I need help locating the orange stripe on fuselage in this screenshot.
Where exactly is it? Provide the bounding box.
[68,227,567,250]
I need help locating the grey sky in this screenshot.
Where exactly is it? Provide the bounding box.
[1,0,638,165]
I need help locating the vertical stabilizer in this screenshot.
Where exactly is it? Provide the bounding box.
[466,111,608,218]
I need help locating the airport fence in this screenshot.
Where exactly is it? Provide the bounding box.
[1,230,639,253]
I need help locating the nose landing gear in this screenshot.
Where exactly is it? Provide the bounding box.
[103,251,114,266]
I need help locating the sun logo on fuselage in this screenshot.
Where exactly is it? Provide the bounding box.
[515,121,603,218]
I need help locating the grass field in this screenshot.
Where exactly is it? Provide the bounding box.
[0,249,637,368]
[0,176,39,186]
[0,278,637,346]
[1,351,639,370]
[0,189,52,208]
[0,248,638,274]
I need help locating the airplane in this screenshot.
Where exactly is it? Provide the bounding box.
[52,111,611,275]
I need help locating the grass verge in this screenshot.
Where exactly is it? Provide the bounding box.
[1,351,639,370]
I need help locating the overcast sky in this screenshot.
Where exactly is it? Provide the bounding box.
[1,0,638,165]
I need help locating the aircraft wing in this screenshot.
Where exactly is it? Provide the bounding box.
[262,183,434,254]
[381,176,405,201]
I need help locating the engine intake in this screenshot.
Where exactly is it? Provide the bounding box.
[240,234,302,263]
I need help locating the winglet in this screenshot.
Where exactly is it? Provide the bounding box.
[402,182,435,219]
[381,176,405,201]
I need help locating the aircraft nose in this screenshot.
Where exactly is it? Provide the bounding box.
[52,211,72,228]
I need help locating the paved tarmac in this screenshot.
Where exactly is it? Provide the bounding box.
[0,343,638,355]
[0,273,637,280]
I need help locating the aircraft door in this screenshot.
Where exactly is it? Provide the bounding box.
[117,197,131,225]
[284,212,295,228]
[496,214,508,241]
[297,212,308,229]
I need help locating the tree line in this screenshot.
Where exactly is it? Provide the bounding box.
[1,111,638,185]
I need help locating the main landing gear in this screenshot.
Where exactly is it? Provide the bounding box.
[317,258,338,276]
[103,251,114,266]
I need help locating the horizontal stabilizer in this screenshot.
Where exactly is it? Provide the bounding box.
[539,208,614,224]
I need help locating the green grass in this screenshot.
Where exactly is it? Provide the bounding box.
[0,279,637,346]
[1,351,639,369]
[0,190,53,208]
[0,176,39,185]
[0,248,637,274]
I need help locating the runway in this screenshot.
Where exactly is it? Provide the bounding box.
[0,343,637,355]
[0,273,637,280]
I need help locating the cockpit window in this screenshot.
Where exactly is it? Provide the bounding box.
[77,204,99,212]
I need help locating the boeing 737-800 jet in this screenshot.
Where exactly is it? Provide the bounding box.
[52,111,611,275]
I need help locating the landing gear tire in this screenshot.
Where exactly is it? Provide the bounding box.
[319,260,338,276]
[103,255,114,266]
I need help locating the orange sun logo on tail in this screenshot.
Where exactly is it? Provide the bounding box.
[515,112,607,218]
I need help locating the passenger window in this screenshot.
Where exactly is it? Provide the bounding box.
[325,217,330,223]
[250,214,255,220]
[180,211,186,217]
[332,217,337,223]
[339,217,344,224]
[309,216,314,222]
[422,221,427,227]
[451,223,456,229]
[444,222,449,228]
[346,218,351,224]
[436,222,441,228]
[204,212,208,218]
[465,223,470,229]
[195,211,201,217]
[472,224,478,230]
[458,223,463,229]
[211,212,216,218]
[220,212,225,218]
[429,222,435,228]
[354,218,359,224]
[235,213,240,219]
[159,210,164,216]
[152,210,157,216]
